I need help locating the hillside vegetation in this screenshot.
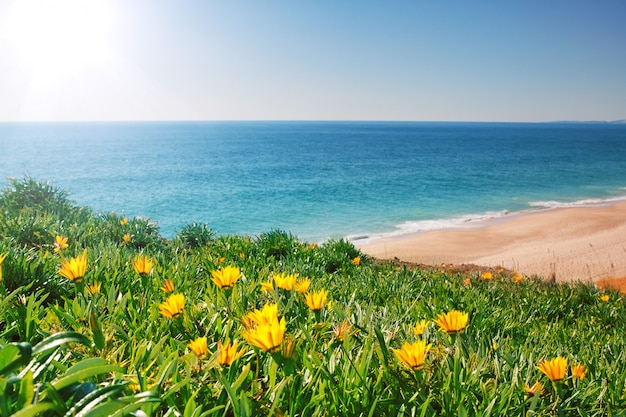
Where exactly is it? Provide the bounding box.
[0,177,624,416]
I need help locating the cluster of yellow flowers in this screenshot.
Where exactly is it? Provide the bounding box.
[524,357,587,395]
[11,235,596,391]
[393,309,469,370]
[394,309,589,391]
[157,262,332,366]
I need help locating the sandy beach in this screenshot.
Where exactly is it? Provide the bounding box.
[357,201,626,284]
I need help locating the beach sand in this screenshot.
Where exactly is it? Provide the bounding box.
[357,201,626,284]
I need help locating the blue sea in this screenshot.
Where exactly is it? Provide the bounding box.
[1,121,626,243]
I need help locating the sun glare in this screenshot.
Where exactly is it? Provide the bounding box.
[1,0,115,88]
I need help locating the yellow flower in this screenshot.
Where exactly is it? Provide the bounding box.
[463,277,471,287]
[86,281,101,296]
[188,336,208,358]
[435,310,469,334]
[272,272,297,291]
[351,256,361,265]
[54,235,68,252]
[600,294,610,302]
[123,233,132,243]
[218,340,246,366]
[161,279,175,293]
[59,250,88,282]
[393,340,432,370]
[214,257,226,265]
[159,293,185,319]
[244,317,286,353]
[260,281,275,291]
[120,217,128,225]
[524,381,544,396]
[481,271,493,281]
[0,253,7,283]
[294,278,311,294]
[571,363,587,380]
[413,320,429,336]
[537,357,568,382]
[211,265,241,289]
[305,289,328,311]
[243,303,279,329]
[307,243,318,249]
[132,255,154,276]
[513,274,524,283]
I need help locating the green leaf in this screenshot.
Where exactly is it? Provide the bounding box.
[50,359,124,391]
[373,326,390,368]
[90,312,106,351]
[11,402,59,417]
[183,394,197,417]
[155,352,178,389]
[68,383,128,417]
[32,332,92,356]
[17,371,34,409]
[0,343,32,375]
[107,395,161,417]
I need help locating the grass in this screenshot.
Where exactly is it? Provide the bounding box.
[0,177,625,416]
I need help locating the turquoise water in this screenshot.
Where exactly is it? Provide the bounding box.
[1,121,626,243]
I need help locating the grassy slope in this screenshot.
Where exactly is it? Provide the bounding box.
[0,178,625,416]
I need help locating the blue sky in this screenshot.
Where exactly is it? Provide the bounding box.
[1,0,625,122]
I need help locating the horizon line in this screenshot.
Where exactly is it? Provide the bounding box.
[1,118,625,125]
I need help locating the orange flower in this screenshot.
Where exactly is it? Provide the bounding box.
[393,340,431,370]
[351,256,361,265]
[132,255,154,275]
[332,320,354,342]
[513,274,524,283]
[123,233,131,243]
[58,250,88,282]
[161,279,175,293]
[159,293,185,319]
[537,357,567,382]
[571,363,587,380]
[524,381,544,396]
[188,337,208,358]
[481,271,493,281]
[218,340,246,366]
[54,235,68,252]
[211,265,241,289]
[600,294,610,302]
[435,310,469,334]
[463,277,471,287]
[120,217,129,225]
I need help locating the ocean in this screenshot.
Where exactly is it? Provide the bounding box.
[1,121,625,243]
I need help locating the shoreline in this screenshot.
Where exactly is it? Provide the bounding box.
[356,200,626,283]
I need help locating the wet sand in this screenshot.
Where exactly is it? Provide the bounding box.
[357,201,626,283]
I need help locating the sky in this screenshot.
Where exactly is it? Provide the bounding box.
[0,0,625,123]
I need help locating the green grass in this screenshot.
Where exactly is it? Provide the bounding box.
[0,177,625,416]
